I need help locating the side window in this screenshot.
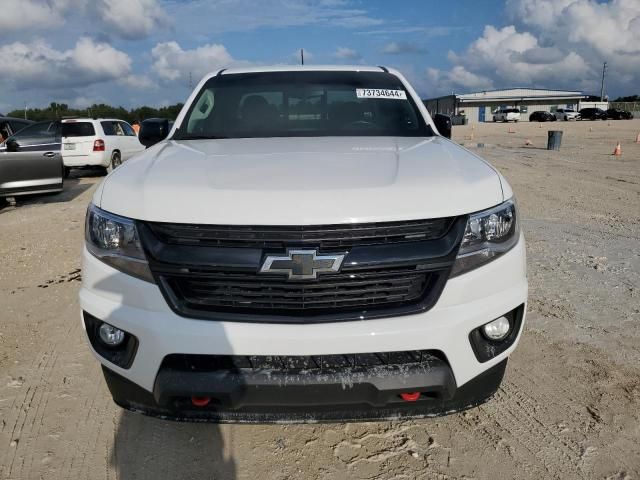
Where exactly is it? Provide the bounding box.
[119,122,136,136]
[101,121,116,136]
[9,121,30,134]
[8,121,60,147]
[113,122,125,136]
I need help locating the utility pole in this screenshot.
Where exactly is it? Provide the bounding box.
[301,49,304,66]
[189,71,193,90]
[600,62,607,102]
[24,102,27,120]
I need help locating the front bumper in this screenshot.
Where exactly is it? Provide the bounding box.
[102,357,508,423]
[80,233,527,421]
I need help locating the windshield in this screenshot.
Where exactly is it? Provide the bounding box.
[175,71,430,139]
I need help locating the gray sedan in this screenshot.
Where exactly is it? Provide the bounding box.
[0,120,64,198]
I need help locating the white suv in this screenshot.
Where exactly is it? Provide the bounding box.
[80,66,527,422]
[492,108,521,122]
[61,118,144,175]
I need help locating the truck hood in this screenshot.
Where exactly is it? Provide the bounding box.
[97,137,504,225]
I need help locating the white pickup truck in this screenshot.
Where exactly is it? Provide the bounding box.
[80,65,527,422]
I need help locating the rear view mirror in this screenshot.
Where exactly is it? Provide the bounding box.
[139,118,171,148]
[434,114,452,139]
[5,139,19,152]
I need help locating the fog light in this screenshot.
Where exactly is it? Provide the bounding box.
[98,323,126,347]
[482,316,511,341]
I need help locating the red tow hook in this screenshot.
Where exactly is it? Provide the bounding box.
[191,396,211,407]
[400,392,421,402]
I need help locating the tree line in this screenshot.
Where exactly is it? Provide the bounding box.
[612,95,639,102]
[5,102,184,123]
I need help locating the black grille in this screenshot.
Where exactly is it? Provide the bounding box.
[140,217,465,323]
[147,217,454,249]
[164,266,434,317]
[161,350,445,373]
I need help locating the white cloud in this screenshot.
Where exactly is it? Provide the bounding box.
[426,0,640,96]
[0,37,131,89]
[427,24,590,95]
[95,0,169,40]
[0,0,168,39]
[507,0,640,56]
[166,0,382,34]
[0,0,68,31]
[359,25,471,37]
[151,41,250,83]
[381,41,426,55]
[118,74,158,90]
[333,47,361,60]
[426,66,493,94]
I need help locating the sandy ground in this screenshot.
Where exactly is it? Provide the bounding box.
[0,119,639,480]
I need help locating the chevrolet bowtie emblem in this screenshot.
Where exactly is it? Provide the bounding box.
[259,249,345,280]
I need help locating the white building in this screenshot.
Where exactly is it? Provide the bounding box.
[423,88,587,123]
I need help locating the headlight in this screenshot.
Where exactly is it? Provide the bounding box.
[451,199,519,276]
[85,204,154,282]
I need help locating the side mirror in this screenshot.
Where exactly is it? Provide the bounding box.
[139,119,170,148]
[433,113,452,139]
[5,139,19,152]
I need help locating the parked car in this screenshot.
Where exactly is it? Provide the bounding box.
[493,108,521,122]
[0,120,63,198]
[554,108,579,121]
[61,118,144,176]
[81,65,527,423]
[529,111,556,122]
[579,108,607,121]
[605,108,633,120]
[0,116,34,142]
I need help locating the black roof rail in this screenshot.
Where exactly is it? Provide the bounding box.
[378,66,389,73]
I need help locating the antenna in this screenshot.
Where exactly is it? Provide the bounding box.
[600,62,607,102]
[301,49,304,66]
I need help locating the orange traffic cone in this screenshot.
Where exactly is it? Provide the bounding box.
[635,132,640,143]
[589,127,593,132]
[508,126,515,133]
[538,123,542,128]
[525,139,532,146]
[612,142,621,156]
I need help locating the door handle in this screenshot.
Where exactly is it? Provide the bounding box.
[43,152,56,157]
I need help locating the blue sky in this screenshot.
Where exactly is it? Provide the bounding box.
[1,0,638,112]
